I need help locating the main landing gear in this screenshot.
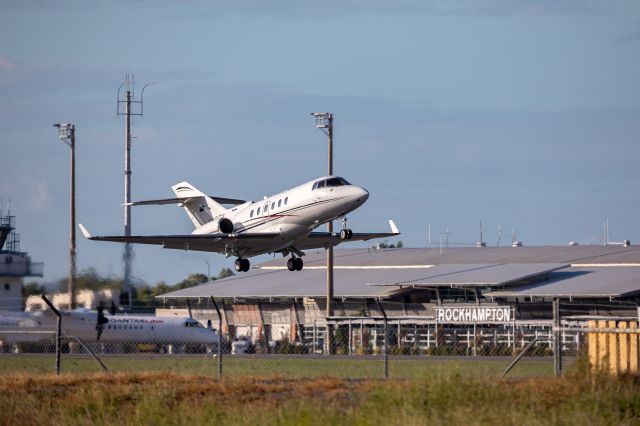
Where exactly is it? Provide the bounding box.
[287,257,303,272]
[234,258,250,272]
[340,217,353,240]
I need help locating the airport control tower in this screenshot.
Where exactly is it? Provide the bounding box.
[0,213,43,311]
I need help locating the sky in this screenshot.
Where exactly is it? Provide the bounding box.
[1,0,639,287]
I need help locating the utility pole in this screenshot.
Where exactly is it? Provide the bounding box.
[53,123,76,310]
[123,88,133,306]
[311,112,334,354]
[117,74,153,307]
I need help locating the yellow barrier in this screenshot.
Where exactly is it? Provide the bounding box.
[588,320,639,374]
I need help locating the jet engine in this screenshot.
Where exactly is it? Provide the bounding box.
[218,218,234,234]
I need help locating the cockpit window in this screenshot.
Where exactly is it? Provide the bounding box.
[184,319,203,328]
[313,177,350,190]
[325,177,350,187]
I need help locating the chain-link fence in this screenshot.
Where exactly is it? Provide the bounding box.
[1,298,638,378]
[0,329,555,378]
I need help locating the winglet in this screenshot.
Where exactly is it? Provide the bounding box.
[389,220,400,234]
[78,223,92,239]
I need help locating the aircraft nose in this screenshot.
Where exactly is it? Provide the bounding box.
[356,186,369,204]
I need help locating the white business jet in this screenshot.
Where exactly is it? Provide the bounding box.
[80,175,399,272]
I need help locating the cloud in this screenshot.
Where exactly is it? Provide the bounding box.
[151,0,610,17]
[16,0,604,18]
[0,54,15,72]
[23,175,51,214]
[615,22,640,44]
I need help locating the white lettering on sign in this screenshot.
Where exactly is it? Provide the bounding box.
[435,307,512,323]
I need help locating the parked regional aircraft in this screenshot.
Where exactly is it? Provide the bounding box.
[80,176,399,272]
[0,304,218,346]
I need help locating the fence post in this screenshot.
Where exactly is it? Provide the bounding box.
[553,298,562,376]
[630,321,638,373]
[210,297,223,380]
[502,337,541,377]
[375,299,388,379]
[608,320,619,375]
[41,295,61,375]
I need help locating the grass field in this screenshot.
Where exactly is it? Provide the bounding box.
[1,367,639,425]
[0,354,557,378]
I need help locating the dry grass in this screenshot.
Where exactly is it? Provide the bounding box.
[1,370,639,425]
[0,373,383,425]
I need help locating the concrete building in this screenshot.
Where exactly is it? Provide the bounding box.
[0,214,43,311]
[24,288,120,312]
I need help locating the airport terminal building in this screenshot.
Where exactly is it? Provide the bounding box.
[159,246,640,354]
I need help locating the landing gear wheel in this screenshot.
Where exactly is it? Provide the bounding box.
[294,257,303,271]
[234,258,243,272]
[340,228,353,240]
[287,258,296,271]
[235,258,250,272]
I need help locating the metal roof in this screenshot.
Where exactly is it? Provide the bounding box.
[485,267,640,299]
[157,246,640,300]
[158,263,566,299]
[158,267,429,300]
[369,263,568,287]
[257,246,640,268]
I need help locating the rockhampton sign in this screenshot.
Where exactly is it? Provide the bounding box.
[435,306,513,324]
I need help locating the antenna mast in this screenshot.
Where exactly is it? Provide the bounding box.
[477,220,486,247]
[116,74,153,307]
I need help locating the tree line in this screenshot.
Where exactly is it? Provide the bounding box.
[23,267,235,306]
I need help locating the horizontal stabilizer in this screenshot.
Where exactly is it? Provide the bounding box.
[124,196,245,207]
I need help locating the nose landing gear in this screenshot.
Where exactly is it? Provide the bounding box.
[234,258,250,272]
[339,217,353,240]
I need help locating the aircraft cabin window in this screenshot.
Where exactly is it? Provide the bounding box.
[271,202,275,210]
[257,207,261,215]
[264,204,268,213]
[250,210,254,218]
[278,199,281,207]
[284,197,288,205]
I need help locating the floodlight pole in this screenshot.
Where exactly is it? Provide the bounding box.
[311,112,334,354]
[53,123,76,310]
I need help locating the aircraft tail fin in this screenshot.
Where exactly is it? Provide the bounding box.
[171,182,228,228]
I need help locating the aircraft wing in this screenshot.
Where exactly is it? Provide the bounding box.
[296,220,400,250]
[125,195,246,206]
[79,225,278,253]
